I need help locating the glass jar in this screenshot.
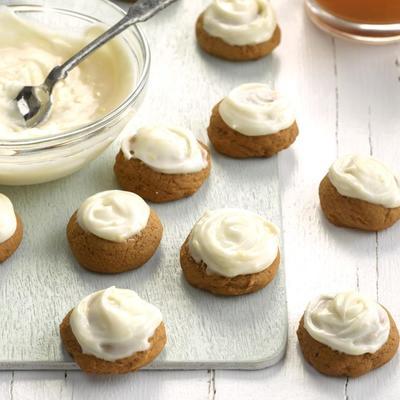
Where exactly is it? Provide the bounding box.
[305,0,400,44]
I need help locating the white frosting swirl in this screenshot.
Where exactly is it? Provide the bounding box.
[203,0,277,46]
[219,83,295,136]
[304,292,390,356]
[70,287,163,362]
[0,193,17,244]
[188,208,279,278]
[77,190,150,243]
[121,126,208,174]
[328,155,400,208]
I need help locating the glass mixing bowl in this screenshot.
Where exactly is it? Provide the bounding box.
[0,1,150,185]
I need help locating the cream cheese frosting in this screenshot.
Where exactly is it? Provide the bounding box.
[328,154,400,208]
[0,193,17,243]
[304,292,390,356]
[202,0,277,46]
[219,83,295,136]
[121,126,208,174]
[0,7,134,139]
[77,190,150,243]
[188,208,279,278]
[70,287,163,362]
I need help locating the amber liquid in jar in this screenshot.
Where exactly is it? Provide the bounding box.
[316,0,400,24]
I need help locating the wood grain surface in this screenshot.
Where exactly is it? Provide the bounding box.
[0,0,287,369]
[0,0,399,398]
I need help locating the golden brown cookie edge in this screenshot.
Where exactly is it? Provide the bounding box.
[60,310,167,375]
[114,141,211,203]
[297,311,399,377]
[66,209,163,274]
[319,175,400,232]
[179,235,280,296]
[195,13,281,61]
[0,214,23,263]
[207,103,298,158]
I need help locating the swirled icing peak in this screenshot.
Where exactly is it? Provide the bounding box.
[188,208,279,278]
[328,154,400,208]
[70,287,163,362]
[203,0,277,46]
[121,126,208,174]
[219,83,295,136]
[77,190,150,242]
[304,292,390,356]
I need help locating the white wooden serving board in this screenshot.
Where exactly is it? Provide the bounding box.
[0,0,287,370]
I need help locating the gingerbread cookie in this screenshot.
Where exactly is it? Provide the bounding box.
[0,194,23,263]
[320,155,400,231]
[180,208,280,296]
[114,126,211,203]
[67,190,163,273]
[60,287,166,374]
[196,0,280,61]
[297,292,399,377]
[207,83,298,158]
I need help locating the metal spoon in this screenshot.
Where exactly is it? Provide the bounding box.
[15,0,177,129]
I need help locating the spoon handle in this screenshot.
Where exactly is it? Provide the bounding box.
[44,0,177,88]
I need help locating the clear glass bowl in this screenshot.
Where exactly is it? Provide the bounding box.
[305,0,400,44]
[0,1,150,185]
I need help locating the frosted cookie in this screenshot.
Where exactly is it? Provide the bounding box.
[180,208,280,296]
[114,126,211,203]
[319,155,400,231]
[297,292,399,377]
[60,287,166,374]
[0,194,23,263]
[67,190,163,274]
[196,0,280,61]
[207,83,298,158]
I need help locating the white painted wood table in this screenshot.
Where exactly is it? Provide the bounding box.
[3,0,400,398]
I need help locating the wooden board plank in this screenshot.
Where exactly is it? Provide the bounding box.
[10,370,210,400]
[0,0,287,369]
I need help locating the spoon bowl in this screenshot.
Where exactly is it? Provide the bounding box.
[15,84,53,129]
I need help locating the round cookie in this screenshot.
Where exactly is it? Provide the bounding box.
[60,287,167,374]
[319,155,400,231]
[297,292,399,377]
[0,194,23,263]
[196,0,280,61]
[180,208,280,296]
[114,126,211,203]
[207,83,298,158]
[67,190,162,274]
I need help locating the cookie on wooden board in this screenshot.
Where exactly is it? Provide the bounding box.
[114,126,211,203]
[67,190,162,273]
[0,194,23,263]
[60,287,166,374]
[207,83,298,158]
[196,0,280,61]
[180,208,280,296]
[297,292,399,377]
[319,155,400,231]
